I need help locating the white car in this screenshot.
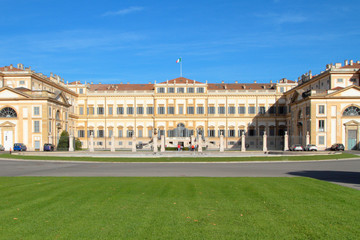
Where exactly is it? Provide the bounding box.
[290,144,304,151]
[305,144,318,151]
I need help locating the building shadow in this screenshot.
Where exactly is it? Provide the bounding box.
[288,170,360,185]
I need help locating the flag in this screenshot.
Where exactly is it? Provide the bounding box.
[176,58,181,63]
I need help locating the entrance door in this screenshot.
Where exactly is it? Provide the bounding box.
[348,130,357,150]
[4,131,13,151]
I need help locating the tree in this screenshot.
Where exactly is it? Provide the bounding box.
[75,138,82,150]
[57,130,69,151]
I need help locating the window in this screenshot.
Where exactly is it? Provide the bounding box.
[319,120,325,132]
[157,87,165,93]
[88,130,94,137]
[208,130,215,137]
[148,129,152,138]
[238,129,245,137]
[238,106,245,114]
[138,129,143,137]
[137,107,144,115]
[108,107,113,115]
[118,141,123,145]
[218,106,225,114]
[79,88,84,94]
[177,88,184,93]
[258,106,266,114]
[146,106,154,114]
[168,87,175,93]
[187,106,194,114]
[278,106,286,114]
[20,80,25,85]
[65,112,68,120]
[208,106,215,114]
[248,106,255,114]
[196,106,204,114]
[97,107,104,115]
[197,87,204,93]
[78,130,85,138]
[319,105,325,114]
[218,129,225,137]
[343,106,360,116]
[127,107,134,115]
[87,107,94,115]
[158,106,165,114]
[228,129,235,137]
[187,87,194,93]
[108,130,113,138]
[49,120,52,133]
[248,129,255,136]
[97,142,103,146]
[97,130,104,137]
[228,106,236,114]
[79,107,84,115]
[337,78,343,83]
[280,87,284,93]
[268,106,276,114]
[319,136,325,145]
[127,130,133,138]
[49,107,52,117]
[117,107,124,115]
[34,121,40,132]
[178,106,184,114]
[118,129,123,137]
[306,106,310,115]
[168,107,175,114]
[34,107,40,116]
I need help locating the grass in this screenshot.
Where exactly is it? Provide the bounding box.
[0,177,359,239]
[0,152,358,162]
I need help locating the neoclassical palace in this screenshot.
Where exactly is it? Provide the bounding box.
[0,60,359,151]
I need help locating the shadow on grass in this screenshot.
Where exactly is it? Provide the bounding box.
[288,170,360,186]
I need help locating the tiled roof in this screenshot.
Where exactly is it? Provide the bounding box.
[331,87,344,90]
[0,65,24,72]
[68,81,82,85]
[159,77,203,84]
[340,63,360,69]
[207,83,276,90]
[89,83,154,91]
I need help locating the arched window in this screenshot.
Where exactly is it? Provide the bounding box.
[56,110,60,120]
[0,107,17,118]
[343,106,360,116]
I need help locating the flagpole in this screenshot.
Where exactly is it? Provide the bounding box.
[180,57,182,77]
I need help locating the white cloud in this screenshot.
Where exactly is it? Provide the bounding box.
[255,13,308,24]
[102,6,144,17]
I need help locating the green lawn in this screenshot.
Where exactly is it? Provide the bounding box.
[0,152,357,162]
[0,177,359,239]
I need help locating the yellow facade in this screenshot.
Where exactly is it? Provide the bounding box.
[0,60,359,151]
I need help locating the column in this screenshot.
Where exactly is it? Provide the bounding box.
[284,131,288,151]
[160,135,165,152]
[220,133,224,152]
[306,131,310,146]
[48,133,52,145]
[263,131,267,152]
[132,135,136,152]
[153,133,158,153]
[241,132,246,152]
[198,134,202,152]
[69,134,74,152]
[89,133,94,152]
[111,135,115,152]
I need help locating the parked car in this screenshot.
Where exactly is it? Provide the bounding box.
[13,143,27,151]
[331,143,345,151]
[0,144,4,151]
[305,144,318,151]
[44,143,55,151]
[290,144,304,151]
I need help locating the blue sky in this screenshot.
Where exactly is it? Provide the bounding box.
[0,0,359,84]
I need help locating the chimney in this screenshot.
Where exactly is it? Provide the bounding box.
[10,64,13,69]
[127,82,129,84]
[270,80,273,83]
[99,82,101,84]
[50,72,53,77]
[309,70,312,79]
[254,80,257,83]
[148,81,151,84]
[349,60,353,65]
[344,60,348,65]
[91,82,93,84]
[17,63,24,70]
[221,80,224,84]
[235,81,238,84]
[357,61,360,64]
[120,82,123,84]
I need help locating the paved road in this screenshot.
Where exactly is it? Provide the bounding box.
[0,158,359,190]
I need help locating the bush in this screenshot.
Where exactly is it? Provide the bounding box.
[75,138,82,150]
[57,130,69,151]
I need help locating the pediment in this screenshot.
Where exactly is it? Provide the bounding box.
[0,121,16,127]
[54,91,70,105]
[328,85,360,98]
[344,120,360,126]
[0,87,30,99]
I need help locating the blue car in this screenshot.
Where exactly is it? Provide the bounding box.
[13,143,27,151]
